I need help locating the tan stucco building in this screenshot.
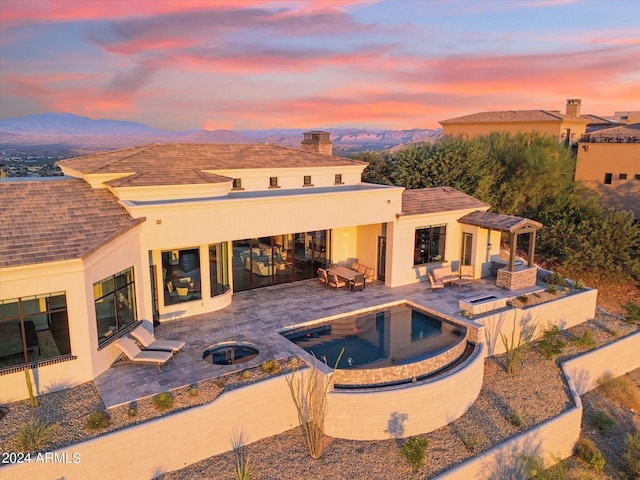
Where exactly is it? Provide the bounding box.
[576,123,640,218]
[440,99,590,145]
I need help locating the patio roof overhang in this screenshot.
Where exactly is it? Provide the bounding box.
[458,211,543,271]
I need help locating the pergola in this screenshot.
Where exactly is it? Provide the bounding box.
[458,211,543,271]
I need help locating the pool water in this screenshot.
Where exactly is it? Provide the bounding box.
[282,304,465,370]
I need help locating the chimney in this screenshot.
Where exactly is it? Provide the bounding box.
[565,99,582,117]
[301,131,332,156]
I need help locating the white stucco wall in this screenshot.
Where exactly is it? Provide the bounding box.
[0,227,145,402]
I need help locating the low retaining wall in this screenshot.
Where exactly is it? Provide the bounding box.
[0,374,300,480]
[433,329,640,479]
[563,330,640,395]
[478,288,597,356]
[325,342,485,440]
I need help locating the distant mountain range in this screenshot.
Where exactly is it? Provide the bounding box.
[0,113,441,157]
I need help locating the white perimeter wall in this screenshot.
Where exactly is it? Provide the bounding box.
[435,330,640,479]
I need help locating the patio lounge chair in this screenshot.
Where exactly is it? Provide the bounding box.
[114,337,173,371]
[130,325,186,353]
[428,274,445,290]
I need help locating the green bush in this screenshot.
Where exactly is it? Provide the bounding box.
[622,432,640,479]
[590,411,616,433]
[572,279,585,290]
[544,272,566,286]
[546,285,558,295]
[623,301,640,324]
[572,330,596,349]
[537,325,566,359]
[127,401,138,417]
[86,410,110,431]
[575,438,605,472]
[12,418,57,451]
[400,436,429,472]
[152,392,174,411]
[188,384,199,396]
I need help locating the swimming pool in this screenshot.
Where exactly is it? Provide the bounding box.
[281,303,470,387]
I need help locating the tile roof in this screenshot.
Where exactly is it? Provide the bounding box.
[458,211,542,233]
[582,123,640,140]
[400,188,488,216]
[440,110,589,124]
[0,177,144,268]
[58,144,367,187]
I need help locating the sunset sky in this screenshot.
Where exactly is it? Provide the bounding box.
[1,0,638,131]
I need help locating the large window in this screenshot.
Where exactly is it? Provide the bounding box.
[414,225,446,265]
[209,242,230,297]
[232,230,330,292]
[161,248,201,305]
[94,267,137,344]
[0,292,71,369]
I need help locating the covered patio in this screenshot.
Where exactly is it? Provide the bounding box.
[95,275,546,408]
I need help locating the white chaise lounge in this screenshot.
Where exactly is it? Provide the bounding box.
[115,337,173,371]
[130,325,186,353]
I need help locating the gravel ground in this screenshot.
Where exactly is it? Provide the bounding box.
[1,311,637,479]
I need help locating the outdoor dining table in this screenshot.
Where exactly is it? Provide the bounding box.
[328,266,358,282]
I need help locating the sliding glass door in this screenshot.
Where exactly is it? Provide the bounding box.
[232,230,331,292]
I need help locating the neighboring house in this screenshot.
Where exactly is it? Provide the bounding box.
[0,132,508,400]
[576,123,640,218]
[440,99,591,145]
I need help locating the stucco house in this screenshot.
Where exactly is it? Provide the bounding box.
[576,123,640,218]
[0,132,511,400]
[440,99,591,145]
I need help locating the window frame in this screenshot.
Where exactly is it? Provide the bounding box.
[0,292,71,369]
[94,267,137,346]
[413,225,447,266]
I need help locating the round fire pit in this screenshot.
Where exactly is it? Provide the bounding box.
[202,341,259,365]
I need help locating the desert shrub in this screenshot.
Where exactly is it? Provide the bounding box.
[506,408,527,428]
[518,453,567,480]
[286,352,342,459]
[517,294,529,304]
[622,432,640,479]
[572,279,585,290]
[241,370,252,379]
[623,301,640,324]
[575,438,605,472]
[215,378,226,388]
[260,359,280,375]
[127,401,138,417]
[572,330,595,349]
[500,315,539,375]
[188,384,199,396]
[590,410,616,433]
[461,432,481,452]
[152,392,174,411]
[537,325,566,359]
[12,418,57,451]
[86,410,110,431]
[544,272,566,286]
[400,436,429,472]
[546,285,558,295]
[597,374,640,410]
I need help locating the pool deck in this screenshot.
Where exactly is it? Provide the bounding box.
[95,277,542,408]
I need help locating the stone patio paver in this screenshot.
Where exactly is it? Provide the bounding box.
[94,277,539,407]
